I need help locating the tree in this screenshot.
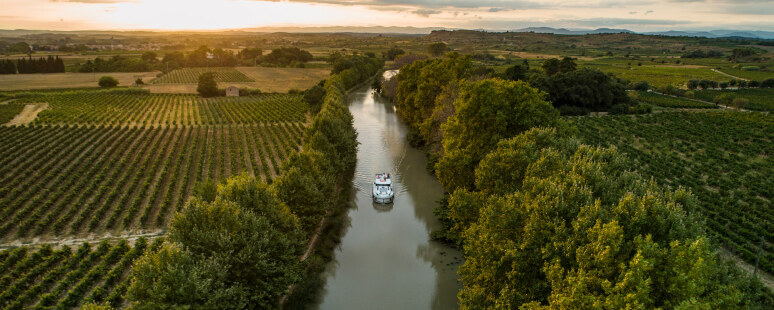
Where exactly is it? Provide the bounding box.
[238,47,263,60]
[128,174,305,309]
[531,68,630,112]
[559,56,577,73]
[303,85,326,115]
[504,64,528,81]
[141,51,158,63]
[427,42,448,57]
[384,47,406,61]
[455,128,761,309]
[98,76,118,87]
[197,72,218,97]
[542,58,561,76]
[435,79,563,191]
[261,47,313,66]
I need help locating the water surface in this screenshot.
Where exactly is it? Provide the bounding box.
[314,78,463,310]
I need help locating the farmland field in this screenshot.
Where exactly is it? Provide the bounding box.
[630,91,718,109]
[0,90,308,242]
[0,72,158,91]
[572,111,774,275]
[583,63,729,88]
[717,68,774,81]
[236,67,330,91]
[14,91,307,126]
[692,88,774,111]
[0,238,161,309]
[150,67,254,84]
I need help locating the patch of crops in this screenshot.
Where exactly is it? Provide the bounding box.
[692,88,774,112]
[572,111,774,274]
[630,91,718,109]
[15,93,306,126]
[0,238,162,309]
[583,63,728,88]
[0,103,24,124]
[150,67,254,84]
[0,122,304,240]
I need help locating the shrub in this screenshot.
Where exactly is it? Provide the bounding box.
[633,81,650,91]
[98,76,119,88]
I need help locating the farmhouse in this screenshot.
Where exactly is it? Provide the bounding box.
[226,86,239,97]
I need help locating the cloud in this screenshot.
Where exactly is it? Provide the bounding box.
[645,10,654,15]
[257,0,545,10]
[573,17,691,27]
[412,9,442,17]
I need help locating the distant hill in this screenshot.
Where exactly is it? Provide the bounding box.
[2,26,774,40]
[512,27,774,40]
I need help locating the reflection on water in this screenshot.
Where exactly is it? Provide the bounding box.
[313,76,463,310]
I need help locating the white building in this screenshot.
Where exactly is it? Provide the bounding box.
[226,86,240,97]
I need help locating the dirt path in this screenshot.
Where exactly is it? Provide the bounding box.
[719,248,774,292]
[0,230,166,250]
[712,69,749,81]
[647,90,752,112]
[6,103,48,126]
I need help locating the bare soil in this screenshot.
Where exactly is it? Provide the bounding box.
[6,103,48,125]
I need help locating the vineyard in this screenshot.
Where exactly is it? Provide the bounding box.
[0,238,161,309]
[572,111,774,274]
[0,121,304,240]
[14,92,307,126]
[150,67,254,84]
[0,103,24,124]
[693,88,774,112]
[630,91,718,109]
[583,63,728,88]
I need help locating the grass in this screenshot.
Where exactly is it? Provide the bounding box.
[692,88,774,111]
[0,72,158,91]
[629,91,718,109]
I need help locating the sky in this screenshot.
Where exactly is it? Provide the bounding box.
[1,0,774,32]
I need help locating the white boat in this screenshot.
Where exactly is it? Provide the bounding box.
[372,173,394,204]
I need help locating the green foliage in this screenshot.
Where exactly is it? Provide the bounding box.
[129,174,305,309]
[435,79,562,191]
[573,112,774,276]
[427,42,448,57]
[395,53,473,136]
[303,85,326,115]
[261,47,313,67]
[79,56,149,73]
[97,76,118,88]
[193,179,217,203]
[454,128,766,309]
[0,103,25,124]
[151,67,255,84]
[196,72,218,97]
[531,68,630,111]
[384,47,406,60]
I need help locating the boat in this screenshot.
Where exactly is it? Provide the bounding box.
[372,173,394,204]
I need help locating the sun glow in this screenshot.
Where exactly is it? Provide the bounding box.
[95,0,381,30]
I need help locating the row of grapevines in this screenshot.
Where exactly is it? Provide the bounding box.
[0,238,163,309]
[0,123,304,240]
[0,103,25,124]
[15,93,307,126]
[630,91,718,109]
[571,111,774,274]
[150,67,254,84]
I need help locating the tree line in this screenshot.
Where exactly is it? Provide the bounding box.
[388,52,773,308]
[0,56,65,74]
